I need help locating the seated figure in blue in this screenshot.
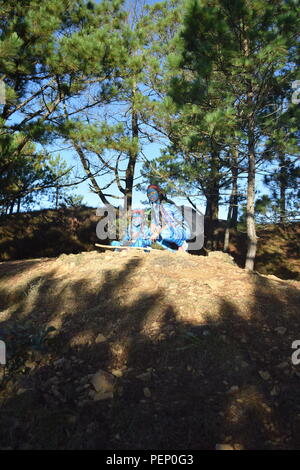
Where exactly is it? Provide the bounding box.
[147,184,191,252]
[111,209,151,250]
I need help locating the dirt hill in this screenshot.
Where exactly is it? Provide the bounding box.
[0,207,99,261]
[0,207,299,280]
[0,249,300,450]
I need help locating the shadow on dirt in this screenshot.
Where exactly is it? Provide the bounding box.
[0,256,299,450]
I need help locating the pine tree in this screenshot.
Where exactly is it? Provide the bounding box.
[61,0,184,213]
[163,0,299,269]
[0,0,126,208]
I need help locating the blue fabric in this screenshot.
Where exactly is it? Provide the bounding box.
[122,223,151,247]
[151,202,191,247]
[111,219,151,249]
[160,225,188,247]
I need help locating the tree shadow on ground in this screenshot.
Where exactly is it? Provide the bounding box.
[0,254,299,449]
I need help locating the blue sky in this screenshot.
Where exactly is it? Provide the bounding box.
[25,0,274,220]
[50,135,212,215]
[49,0,223,217]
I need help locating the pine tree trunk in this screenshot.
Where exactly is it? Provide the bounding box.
[231,148,239,229]
[279,153,287,225]
[17,197,21,213]
[243,30,257,271]
[245,123,257,270]
[204,149,220,250]
[223,147,239,252]
[9,201,14,214]
[125,79,138,213]
[223,204,232,252]
[55,187,59,210]
[205,184,219,250]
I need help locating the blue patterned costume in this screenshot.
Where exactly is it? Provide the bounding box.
[151,201,191,251]
[111,210,151,249]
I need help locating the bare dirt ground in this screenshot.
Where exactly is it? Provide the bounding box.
[0,249,300,450]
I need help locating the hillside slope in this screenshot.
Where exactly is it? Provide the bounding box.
[0,207,99,261]
[0,249,300,449]
[0,208,299,280]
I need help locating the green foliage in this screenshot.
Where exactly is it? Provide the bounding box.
[0,139,74,213]
[142,0,299,240]
[0,0,127,210]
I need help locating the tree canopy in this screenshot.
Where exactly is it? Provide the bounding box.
[1,0,299,269]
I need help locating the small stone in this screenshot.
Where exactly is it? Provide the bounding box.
[89,388,113,401]
[111,368,123,377]
[259,370,271,380]
[95,334,107,344]
[277,361,289,369]
[93,391,113,401]
[215,444,234,450]
[68,416,77,424]
[17,388,27,395]
[233,443,244,450]
[52,388,61,398]
[228,385,239,393]
[240,361,249,368]
[24,360,36,370]
[48,376,59,384]
[136,371,152,381]
[90,370,115,393]
[54,358,66,367]
[143,387,151,398]
[275,327,287,335]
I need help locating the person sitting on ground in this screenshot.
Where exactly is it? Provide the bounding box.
[147,184,191,252]
[111,209,152,249]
